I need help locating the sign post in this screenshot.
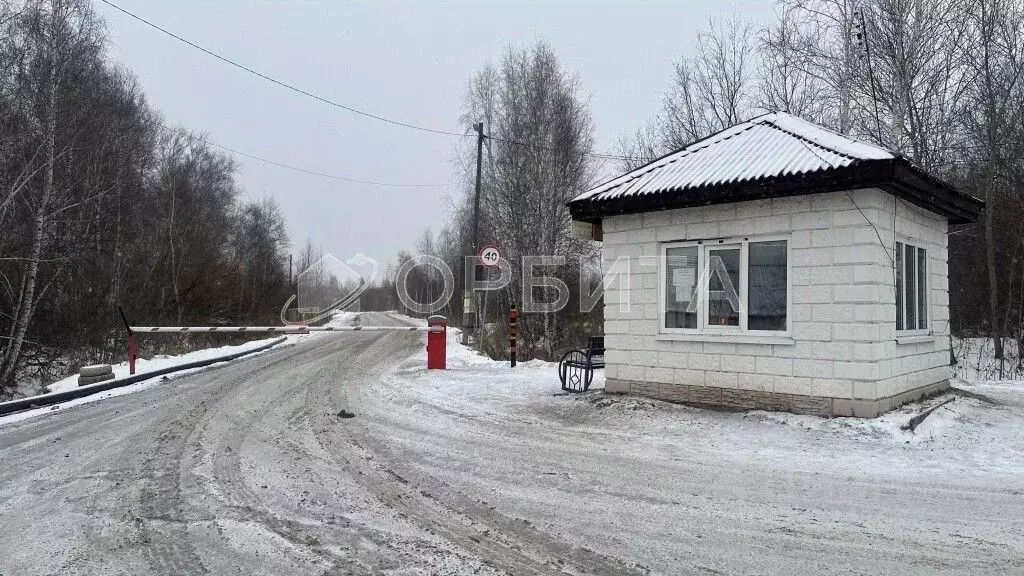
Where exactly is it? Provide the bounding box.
[473,244,502,347]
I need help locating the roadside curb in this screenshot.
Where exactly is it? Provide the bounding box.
[0,337,288,417]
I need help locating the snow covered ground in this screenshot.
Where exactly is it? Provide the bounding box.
[0,311,358,426]
[369,325,1024,573]
[375,321,1024,483]
[279,323,1009,573]
[412,324,1024,458]
[11,314,1024,484]
[1,313,1021,574]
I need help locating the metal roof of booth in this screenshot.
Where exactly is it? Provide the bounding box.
[569,113,982,224]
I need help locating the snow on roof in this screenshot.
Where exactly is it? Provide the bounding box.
[574,112,895,203]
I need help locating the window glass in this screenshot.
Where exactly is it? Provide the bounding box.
[895,241,928,331]
[905,243,917,329]
[917,247,927,327]
[665,246,698,329]
[707,247,740,327]
[661,239,792,333]
[896,242,904,331]
[748,241,787,331]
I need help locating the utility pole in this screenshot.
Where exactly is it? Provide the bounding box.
[473,122,484,257]
[472,122,484,345]
[463,122,485,345]
[854,8,883,143]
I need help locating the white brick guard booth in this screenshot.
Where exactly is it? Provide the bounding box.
[568,113,983,417]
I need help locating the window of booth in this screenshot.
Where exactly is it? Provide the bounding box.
[661,238,789,334]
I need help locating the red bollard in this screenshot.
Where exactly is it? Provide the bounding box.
[128,333,137,375]
[426,315,447,370]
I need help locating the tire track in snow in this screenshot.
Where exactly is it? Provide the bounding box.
[187,322,505,574]
[312,315,647,576]
[130,337,369,575]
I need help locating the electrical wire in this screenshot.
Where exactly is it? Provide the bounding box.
[99,0,644,165]
[485,134,642,162]
[788,134,895,266]
[99,0,466,137]
[154,123,452,188]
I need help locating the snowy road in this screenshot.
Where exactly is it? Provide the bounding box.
[1,312,1022,575]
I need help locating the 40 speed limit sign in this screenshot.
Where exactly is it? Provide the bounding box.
[478,244,502,267]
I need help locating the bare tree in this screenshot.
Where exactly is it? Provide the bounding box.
[0,0,297,395]
[0,0,101,387]
[777,0,863,133]
[612,123,661,172]
[759,6,830,119]
[962,0,1024,368]
[685,15,760,139]
[617,15,761,169]
[853,0,971,170]
[459,41,597,359]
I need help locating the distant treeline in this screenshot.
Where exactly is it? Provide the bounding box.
[0,0,291,396]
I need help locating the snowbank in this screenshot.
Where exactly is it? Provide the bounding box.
[46,337,281,394]
[406,323,601,395]
[0,312,359,426]
[382,323,1024,469]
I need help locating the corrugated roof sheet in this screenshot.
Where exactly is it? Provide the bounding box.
[573,112,895,203]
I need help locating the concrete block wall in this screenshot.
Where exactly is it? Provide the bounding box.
[863,189,952,400]
[600,188,951,416]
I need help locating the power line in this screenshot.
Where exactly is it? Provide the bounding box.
[98,0,466,138]
[154,123,452,188]
[790,134,895,266]
[485,134,641,162]
[100,0,644,165]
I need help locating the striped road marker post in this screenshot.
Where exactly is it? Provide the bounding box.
[509,304,517,368]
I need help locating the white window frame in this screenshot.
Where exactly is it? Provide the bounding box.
[896,239,930,335]
[659,235,792,337]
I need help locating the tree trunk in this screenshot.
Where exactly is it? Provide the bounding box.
[983,165,1003,372]
[167,183,183,326]
[0,8,59,387]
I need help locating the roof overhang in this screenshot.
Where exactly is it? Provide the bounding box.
[569,158,982,225]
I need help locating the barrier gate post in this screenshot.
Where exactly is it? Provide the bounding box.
[119,306,136,375]
[128,334,136,375]
[426,315,447,370]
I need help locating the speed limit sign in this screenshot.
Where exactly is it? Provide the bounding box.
[478,244,502,267]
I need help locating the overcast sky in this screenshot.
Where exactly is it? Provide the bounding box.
[96,1,777,268]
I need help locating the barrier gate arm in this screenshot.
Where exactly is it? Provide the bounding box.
[127,318,447,370]
[128,325,437,333]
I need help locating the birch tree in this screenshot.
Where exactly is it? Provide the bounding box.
[0,0,99,387]
[777,0,863,132]
[460,41,597,359]
[0,0,297,396]
[759,7,830,119]
[853,0,971,170]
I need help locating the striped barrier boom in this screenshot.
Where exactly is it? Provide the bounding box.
[0,337,288,417]
[130,325,440,333]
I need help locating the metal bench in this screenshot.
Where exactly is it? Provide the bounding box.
[558,336,605,392]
